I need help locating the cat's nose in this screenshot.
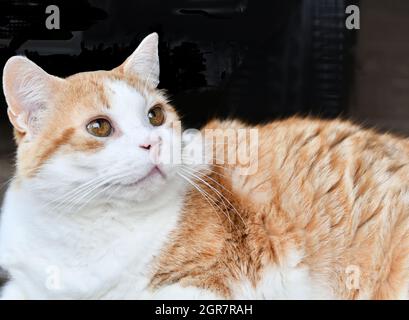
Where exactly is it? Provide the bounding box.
[139,143,151,151]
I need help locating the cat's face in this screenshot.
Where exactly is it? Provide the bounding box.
[2,33,191,207]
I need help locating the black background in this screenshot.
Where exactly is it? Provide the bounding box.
[0,0,358,128]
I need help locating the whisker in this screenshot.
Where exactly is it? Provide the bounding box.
[0,176,14,191]
[177,172,226,225]
[181,166,233,195]
[50,171,130,214]
[72,181,119,213]
[178,162,229,180]
[179,167,246,227]
[44,174,111,211]
[185,171,233,225]
[60,171,129,214]
[43,161,130,211]
[179,169,239,229]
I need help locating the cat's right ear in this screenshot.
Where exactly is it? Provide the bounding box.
[2,56,63,135]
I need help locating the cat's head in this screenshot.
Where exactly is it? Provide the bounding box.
[2,33,195,208]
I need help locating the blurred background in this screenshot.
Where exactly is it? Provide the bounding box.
[0,0,408,200]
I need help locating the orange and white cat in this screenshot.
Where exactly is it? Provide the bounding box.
[1,33,409,300]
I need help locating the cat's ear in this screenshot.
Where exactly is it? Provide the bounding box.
[2,56,63,135]
[118,33,160,88]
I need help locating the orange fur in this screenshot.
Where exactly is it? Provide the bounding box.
[13,70,173,179]
[6,59,409,299]
[152,118,409,299]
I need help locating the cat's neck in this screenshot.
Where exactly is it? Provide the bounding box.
[0,180,186,298]
[8,177,184,216]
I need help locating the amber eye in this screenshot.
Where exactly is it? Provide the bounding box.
[86,118,113,137]
[148,105,165,126]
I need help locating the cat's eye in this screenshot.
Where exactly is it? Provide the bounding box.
[86,118,113,137]
[148,105,165,126]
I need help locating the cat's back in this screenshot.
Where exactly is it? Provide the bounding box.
[152,117,409,299]
[220,117,409,299]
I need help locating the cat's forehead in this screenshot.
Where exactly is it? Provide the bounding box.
[57,70,168,113]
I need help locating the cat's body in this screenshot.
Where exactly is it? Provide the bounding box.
[152,118,409,300]
[1,34,409,299]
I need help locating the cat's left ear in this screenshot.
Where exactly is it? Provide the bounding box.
[118,33,160,88]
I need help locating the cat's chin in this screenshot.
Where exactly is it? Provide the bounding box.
[113,166,166,189]
[102,168,181,206]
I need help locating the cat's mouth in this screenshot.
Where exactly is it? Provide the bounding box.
[114,166,166,188]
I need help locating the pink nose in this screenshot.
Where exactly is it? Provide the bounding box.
[139,143,151,150]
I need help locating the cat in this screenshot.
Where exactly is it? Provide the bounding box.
[1,33,409,299]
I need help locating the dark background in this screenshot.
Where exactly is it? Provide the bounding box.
[0,0,408,195]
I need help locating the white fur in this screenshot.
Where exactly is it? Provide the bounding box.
[0,79,202,299]
[231,250,333,300]
[0,42,328,299]
[144,284,221,300]
[0,184,183,299]
[0,79,329,300]
[2,56,63,135]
